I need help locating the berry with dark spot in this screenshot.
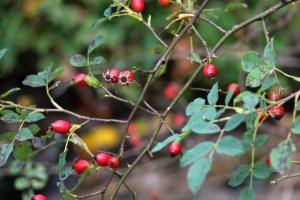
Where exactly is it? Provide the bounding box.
[168,141,182,157]
[203,64,217,80]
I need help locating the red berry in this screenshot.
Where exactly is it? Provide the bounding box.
[269,106,285,120]
[129,134,142,147]
[203,64,218,80]
[51,120,72,134]
[163,83,181,100]
[269,92,282,101]
[168,141,182,157]
[265,157,271,166]
[95,153,112,166]
[159,0,170,6]
[257,108,268,122]
[119,70,135,86]
[73,159,89,174]
[173,114,186,127]
[128,122,138,134]
[108,157,120,169]
[72,73,88,87]
[131,0,144,12]
[103,69,120,83]
[32,194,47,200]
[227,83,241,96]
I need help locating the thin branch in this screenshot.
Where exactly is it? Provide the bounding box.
[199,16,226,33]
[262,18,270,43]
[192,25,211,61]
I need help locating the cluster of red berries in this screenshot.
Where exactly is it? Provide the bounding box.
[257,92,284,122]
[102,69,135,86]
[131,0,170,12]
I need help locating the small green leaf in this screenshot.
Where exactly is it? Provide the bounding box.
[14,177,30,190]
[185,98,205,116]
[28,124,40,135]
[202,107,217,121]
[187,53,202,63]
[151,134,179,153]
[48,66,67,82]
[32,179,47,190]
[291,116,300,134]
[88,35,107,54]
[245,68,266,88]
[229,165,250,187]
[16,128,33,141]
[187,157,212,195]
[225,88,235,105]
[90,56,105,65]
[0,88,21,99]
[0,48,8,60]
[259,76,277,92]
[243,94,259,111]
[70,54,87,67]
[216,136,244,156]
[25,112,45,122]
[22,75,46,87]
[242,51,268,72]
[0,132,16,141]
[263,38,276,67]
[234,91,252,105]
[253,162,271,179]
[154,63,167,78]
[180,142,214,168]
[254,134,268,147]
[13,141,32,161]
[270,139,296,174]
[238,187,255,200]
[104,7,112,17]
[1,112,20,123]
[224,114,245,132]
[225,2,247,12]
[184,120,220,134]
[60,167,72,181]
[57,151,67,173]
[207,82,219,105]
[0,143,14,167]
[92,18,107,30]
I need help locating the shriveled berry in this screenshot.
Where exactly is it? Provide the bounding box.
[103,69,120,83]
[108,157,120,169]
[119,70,135,86]
[168,141,182,157]
[227,83,241,96]
[203,64,217,80]
[163,83,181,100]
[32,194,47,200]
[159,0,170,7]
[95,153,112,166]
[269,106,285,120]
[72,73,88,87]
[51,120,72,134]
[73,159,89,174]
[269,92,282,101]
[265,157,271,166]
[131,0,144,12]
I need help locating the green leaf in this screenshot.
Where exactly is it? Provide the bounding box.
[28,124,40,135]
[70,54,87,67]
[259,76,277,92]
[228,165,250,187]
[88,35,107,54]
[234,91,252,105]
[187,53,202,63]
[104,7,112,17]
[291,116,300,134]
[224,114,245,132]
[216,136,244,156]
[22,75,46,87]
[207,82,219,105]
[225,88,235,105]
[216,108,226,118]
[187,157,212,195]
[0,88,21,99]
[184,120,220,134]
[270,139,296,174]
[1,112,20,123]
[32,179,47,190]
[245,68,266,88]
[25,112,45,122]
[238,187,255,200]
[154,63,167,79]
[263,38,276,67]
[180,142,214,168]
[0,132,16,141]
[186,98,205,116]
[151,134,179,153]
[0,143,13,167]
[48,66,67,82]
[242,51,269,72]
[14,177,30,190]
[243,94,259,111]
[202,107,217,121]
[90,56,105,65]
[57,151,67,173]
[0,48,8,60]
[16,128,33,141]
[92,18,107,30]
[253,162,271,179]
[225,2,247,12]
[13,141,32,161]
[60,167,72,181]
[254,134,268,147]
